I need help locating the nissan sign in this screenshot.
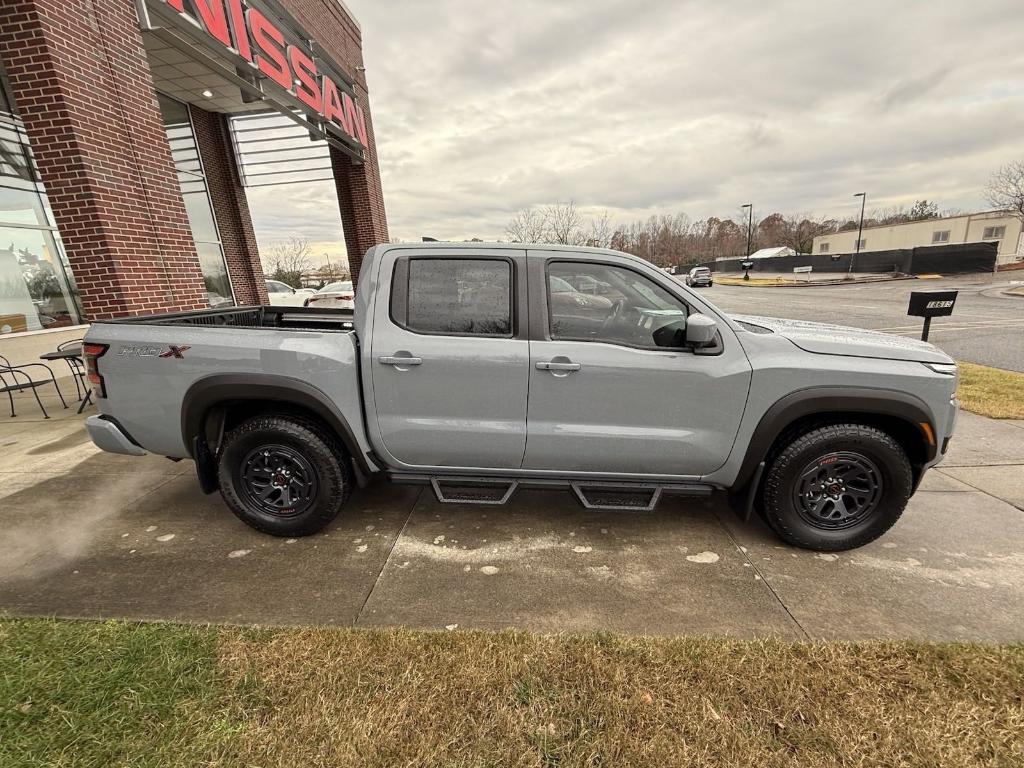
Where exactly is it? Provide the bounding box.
[157,0,368,149]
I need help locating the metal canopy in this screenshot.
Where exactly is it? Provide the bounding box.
[229,111,333,188]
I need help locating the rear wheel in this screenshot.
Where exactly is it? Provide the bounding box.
[760,424,912,551]
[217,415,352,536]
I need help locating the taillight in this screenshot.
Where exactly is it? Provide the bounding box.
[83,342,109,398]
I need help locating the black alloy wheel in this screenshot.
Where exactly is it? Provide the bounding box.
[239,444,319,517]
[792,451,883,530]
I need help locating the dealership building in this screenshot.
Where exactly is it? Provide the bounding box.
[0,0,387,364]
[813,211,1023,266]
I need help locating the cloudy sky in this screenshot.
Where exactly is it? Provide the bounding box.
[248,0,1024,265]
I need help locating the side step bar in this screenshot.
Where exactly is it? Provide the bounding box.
[392,473,714,512]
[430,477,519,505]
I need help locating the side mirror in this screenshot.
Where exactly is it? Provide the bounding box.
[685,313,718,347]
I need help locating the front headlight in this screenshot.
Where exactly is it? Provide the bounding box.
[923,362,958,375]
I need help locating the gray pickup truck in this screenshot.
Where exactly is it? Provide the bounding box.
[83,243,959,551]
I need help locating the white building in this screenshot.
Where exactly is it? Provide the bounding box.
[813,211,1023,266]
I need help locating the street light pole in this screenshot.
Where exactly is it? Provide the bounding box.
[741,203,753,280]
[850,192,866,276]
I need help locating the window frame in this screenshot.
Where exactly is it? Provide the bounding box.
[543,258,695,352]
[932,230,951,243]
[389,254,518,339]
[819,242,830,253]
[982,226,1005,240]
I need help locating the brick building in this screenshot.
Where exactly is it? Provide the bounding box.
[0,0,387,363]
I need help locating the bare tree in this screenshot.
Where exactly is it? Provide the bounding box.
[543,200,586,245]
[985,161,1024,223]
[505,207,548,243]
[263,235,313,287]
[587,210,615,248]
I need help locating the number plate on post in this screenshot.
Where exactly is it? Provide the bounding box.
[908,290,958,318]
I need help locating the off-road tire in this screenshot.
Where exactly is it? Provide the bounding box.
[217,415,352,536]
[761,423,912,551]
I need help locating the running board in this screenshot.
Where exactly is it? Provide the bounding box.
[397,473,713,510]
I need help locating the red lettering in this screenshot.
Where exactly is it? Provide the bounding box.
[288,46,321,112]
[191,0,231,47]
[322,77,352,135]
[224,0,252,62]
[248,9,291,90]
[342,92,368,146]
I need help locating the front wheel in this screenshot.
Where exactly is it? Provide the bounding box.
[760,424,912,551]
[217,415,352,536]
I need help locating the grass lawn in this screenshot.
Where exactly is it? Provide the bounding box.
[957,362,1024,420]
[3,618,1023,767]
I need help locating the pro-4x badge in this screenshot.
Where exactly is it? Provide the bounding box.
[159,345,191,359]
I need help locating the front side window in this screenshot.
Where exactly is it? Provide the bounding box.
[547,261,688,349]
[0,74,82,334]
[399,258,511,336]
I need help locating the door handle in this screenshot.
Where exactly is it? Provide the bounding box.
[378,355,422,366]
[536,360,581,372]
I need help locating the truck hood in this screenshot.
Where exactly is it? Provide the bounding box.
[731,314,954,364]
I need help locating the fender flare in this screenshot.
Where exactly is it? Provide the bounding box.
[730,385,937,513]
[181,373,374,476]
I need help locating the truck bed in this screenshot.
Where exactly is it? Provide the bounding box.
[103,305,355,332]
[85,304,368,461]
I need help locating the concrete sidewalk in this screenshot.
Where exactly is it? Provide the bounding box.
[1,384,1022,641]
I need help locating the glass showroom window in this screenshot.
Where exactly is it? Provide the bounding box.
[158,94,234,308]
[0,76,82,335]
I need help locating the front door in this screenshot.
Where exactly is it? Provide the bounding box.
[523,256,751,477]
[370,251,530,470]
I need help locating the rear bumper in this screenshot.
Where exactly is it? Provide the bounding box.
[86,415,147,456]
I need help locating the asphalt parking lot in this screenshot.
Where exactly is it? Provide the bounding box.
[704,273,1024,372]
[2,386,1023,642]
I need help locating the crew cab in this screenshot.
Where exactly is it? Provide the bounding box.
[83,243,959,551]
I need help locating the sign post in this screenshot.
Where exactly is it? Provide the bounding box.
[740,260,754,281]
[907,290,957,341]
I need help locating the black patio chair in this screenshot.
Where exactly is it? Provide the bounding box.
[0,354,68,419]
[40,339,86,401]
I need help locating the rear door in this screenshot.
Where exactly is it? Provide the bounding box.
[369,249,530,470]
[523,253,751,477]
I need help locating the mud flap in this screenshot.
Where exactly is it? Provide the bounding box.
[192,435,218,495]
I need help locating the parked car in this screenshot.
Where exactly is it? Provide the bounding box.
[304,280,354,309]
[84,243,958,551]
[264,279,307,306]
[685,266,713,287]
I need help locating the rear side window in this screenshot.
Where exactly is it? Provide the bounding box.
[394,258,512,336]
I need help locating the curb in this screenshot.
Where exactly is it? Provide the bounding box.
[713,275,916,288]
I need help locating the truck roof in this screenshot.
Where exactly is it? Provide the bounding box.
[365,241,653,268]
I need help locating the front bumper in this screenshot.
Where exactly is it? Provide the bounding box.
[85,415,147,456]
